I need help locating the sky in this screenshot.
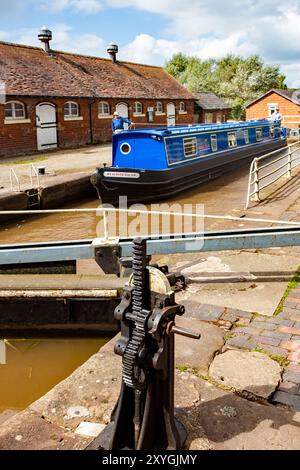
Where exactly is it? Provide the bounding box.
[0,0,299,88]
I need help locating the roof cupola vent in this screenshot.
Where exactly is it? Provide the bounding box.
[107,43,118,63]
[38,26,52,53]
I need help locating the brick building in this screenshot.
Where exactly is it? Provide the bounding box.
[194,92,231,123]
[246,89,300,129]
[0,33,194,158]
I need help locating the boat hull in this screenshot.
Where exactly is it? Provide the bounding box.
[91,139,287,205]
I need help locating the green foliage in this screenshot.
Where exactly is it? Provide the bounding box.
[274,268,300,315]
[165,53,287,120]
[252,347,290,368]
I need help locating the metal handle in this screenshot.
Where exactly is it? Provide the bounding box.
[167,322,200,340]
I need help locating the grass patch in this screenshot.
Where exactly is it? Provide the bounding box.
[223,333,234,341]
[274,267,300,315]
[252,347,290,368]
[0,156,48,165]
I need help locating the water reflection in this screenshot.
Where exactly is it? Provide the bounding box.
[0,337,107,413]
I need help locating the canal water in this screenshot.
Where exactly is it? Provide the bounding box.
[0,164,250,414]
[0,337,108,413]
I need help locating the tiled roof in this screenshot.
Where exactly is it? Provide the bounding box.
[0,41,194,100]
[194,92,231,110]
[246,88,300,108]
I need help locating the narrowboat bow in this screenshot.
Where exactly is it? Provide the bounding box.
[90,120,287,204]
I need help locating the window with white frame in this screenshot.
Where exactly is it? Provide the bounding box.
[210,134,218,152]
[228,132,237,148]
[133,102,143,114]
[64,101,79,118]
[268,103,278,117]
[183,137,197,158]
[99,101,110,116]
[5,101,26,120]
[156,102,163,113]
[256,128,263,141]
[179,101,186,112]
[244,129,249,144]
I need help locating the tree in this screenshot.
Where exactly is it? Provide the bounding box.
[165,53,287,120]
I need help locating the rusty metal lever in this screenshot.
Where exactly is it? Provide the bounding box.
[167,321,201,339]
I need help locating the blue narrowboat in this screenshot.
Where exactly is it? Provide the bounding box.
[91,120,286,204]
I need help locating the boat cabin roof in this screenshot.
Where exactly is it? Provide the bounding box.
[122,120,276,138]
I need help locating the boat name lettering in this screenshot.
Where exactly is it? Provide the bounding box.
[103,171,140,179]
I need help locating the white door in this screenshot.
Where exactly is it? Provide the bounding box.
[116,102,129,130]
[167,103,176,126]
[36,103,57,151]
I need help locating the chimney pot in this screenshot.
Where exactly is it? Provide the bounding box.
[38,26,52,53]
[107,43,118,63]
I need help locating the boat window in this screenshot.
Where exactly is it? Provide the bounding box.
[228,132,237,148]
[210,134,218,152]
[183,137,198,158]
[269,126,275,138]
[120,142,131,155]
[244,129,249,144]
[256,128,263,141]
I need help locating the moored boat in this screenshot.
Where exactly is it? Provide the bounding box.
[90,120,287,204]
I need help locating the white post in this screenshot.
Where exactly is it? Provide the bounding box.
[286,145,292,178]
[103,210,108,240]
[253,159,260,202]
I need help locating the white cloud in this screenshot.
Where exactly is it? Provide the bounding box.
[39,0,103,14]
[115,1,300,87]
[5,24,105,57]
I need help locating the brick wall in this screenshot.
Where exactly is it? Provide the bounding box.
[194,107,230,123]
[0,97,194,158]
[246,92,300,128]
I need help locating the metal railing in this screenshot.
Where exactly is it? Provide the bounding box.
[245,141,300,208]
[29,163,40,188]
[9,168,20,192]
[9,164,40,192]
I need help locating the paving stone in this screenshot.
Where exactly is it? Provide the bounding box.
[295,322,300,329]
[221,311,239,322]
[257,345,289,358]
[225,308,253,319]
[287,363,300,373]
[278,381,300,394]
[272,391,300,411]
[287,291,300,299]
[283,301,300,310]
[236,318,251,326]
[280,340,300,351]
[233,326,262,335]
[175,317,224,374]
[282,371,300,384]
[262,330,291,341]
[252,335,281,347]
[287,297,300,305]
[269,318,294,327]
[288,351,300,362]
[209,350,281,398]
[180,301,224,322]
[279,326,300,336]
[251,321,277,331]
[226,336,257,350]
[280,308,300,321]
[250,316,269,322]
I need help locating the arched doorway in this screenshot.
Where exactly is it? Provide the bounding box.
[36,102,57,151]
[167,103,176,126]
[116,102,129,129]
